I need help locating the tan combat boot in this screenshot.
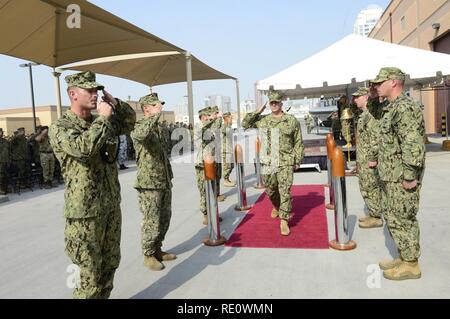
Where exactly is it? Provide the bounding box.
[359,217,383,229]
[280,219,290,236]
[223,179,236,187]
[379,258,402,270]
[155,248,177,261]
[358,216,370,222]
[271,208,279,219]
[217,194,226,202]
[143,255,164,271]
[383,260,421,280]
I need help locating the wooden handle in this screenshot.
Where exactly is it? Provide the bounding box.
[255,137,261,153]
[332,147,345,177]
[203,155,216,180]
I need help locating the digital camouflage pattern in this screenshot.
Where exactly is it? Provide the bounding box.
[356,108,382,219]
[381,182,422,261]
[194,117,215,216]
[138,189,172,257]
[375,93,425,262]
[10,135,30,180]
[49,99,136,299]
[65,71,104,90]
[138,92,165,106]
[131,111,173,257]
[211,117,222,195]
[371,67,406,84]
[38,137,55,183]
[262,165,294,219]
[242,110,304,219]
[376,93,425,183]
[131,113,173,190]
[242,111,304,167]
[222,120,234,180]
[64,208,121,299]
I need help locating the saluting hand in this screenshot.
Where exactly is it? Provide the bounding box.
[257,102,267,114]
[403,180,417,190]
[102,90,118,107]
[97,101,113,118]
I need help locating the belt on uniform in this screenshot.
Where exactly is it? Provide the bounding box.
[40,152,53,154]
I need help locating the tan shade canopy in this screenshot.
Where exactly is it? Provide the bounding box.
[0,0,183,67]
[60,52,235,86]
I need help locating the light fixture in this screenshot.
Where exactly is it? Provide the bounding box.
[432,23,440,30]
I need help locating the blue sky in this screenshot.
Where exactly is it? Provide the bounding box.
[0,0,390,112]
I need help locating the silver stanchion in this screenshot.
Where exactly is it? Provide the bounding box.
[325,134,336,210]
[254,137,265,189]
[203,155,226,246]
[234,144,252,211]
[329,147,357,251]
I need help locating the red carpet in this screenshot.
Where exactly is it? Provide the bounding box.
[226,185,329,249]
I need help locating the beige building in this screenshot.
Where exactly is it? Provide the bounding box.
[0,102,175,136]
[369,0,450,133]
[0,105,70,135]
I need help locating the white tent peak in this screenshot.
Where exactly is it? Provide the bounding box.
[257,34,450,98]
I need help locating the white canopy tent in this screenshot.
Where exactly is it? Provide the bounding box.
[256,34,450,100]
[0,0,238,125]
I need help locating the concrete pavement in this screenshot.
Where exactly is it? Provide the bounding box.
[1,123,449,299]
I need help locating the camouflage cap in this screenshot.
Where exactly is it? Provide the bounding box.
[65,71,104,90]
[17,127,25,132]
[198,107,211,117]
[223,112,232,117]
[268,91,283,103]
[210,105,219,113]
[371,67,406,83]
[352,87,370,97]
[139,92,165,106]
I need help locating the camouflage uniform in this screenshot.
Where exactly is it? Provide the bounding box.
[242,92,304,219]
[49,71,136,299]
[210,106,223,196]
[131,94,173,258]
[305,114,313,134]
[371,68,426,262]
[0,132,10,193]
[194,108,215,217]
[353,88,383,219]
[38,136,55,185]
[221,114,234,181]
[10,130,30,183]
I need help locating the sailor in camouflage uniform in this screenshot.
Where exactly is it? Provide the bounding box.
[10,127,30,186]
[370,67,425,280]
[210,106,226,202]
[194,107,224,225]
[49,71,136,298]
[131,93,176,272]
[222,112,235,187]
[352,87,383,229]
[242,92,304,236]
[35,126,55,188]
